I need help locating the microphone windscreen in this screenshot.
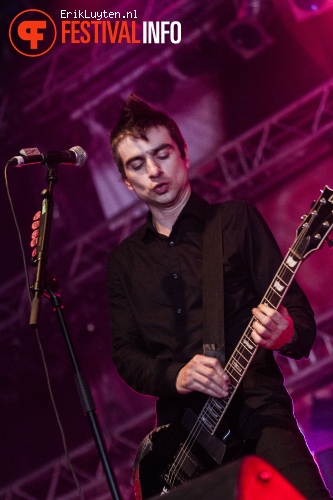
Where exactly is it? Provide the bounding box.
[70,146,87,167]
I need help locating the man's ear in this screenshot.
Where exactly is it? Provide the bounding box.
[184,145,190,169]
[124,177,134,191]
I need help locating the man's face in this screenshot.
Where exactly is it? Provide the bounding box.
[117,126,190,209]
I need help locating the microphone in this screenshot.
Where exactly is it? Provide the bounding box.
[9,146,87,167]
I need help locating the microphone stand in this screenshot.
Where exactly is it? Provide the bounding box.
[29,161,121,500]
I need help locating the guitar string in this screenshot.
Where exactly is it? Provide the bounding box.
[166,211,321,486]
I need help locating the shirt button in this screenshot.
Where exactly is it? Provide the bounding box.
[173,273,178,279]
[169,241,175,246]
[177,308,182,314]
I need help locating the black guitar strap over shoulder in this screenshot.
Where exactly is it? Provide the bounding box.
[203,204,225,366]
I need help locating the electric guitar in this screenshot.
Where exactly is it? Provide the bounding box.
[133,186,333,499]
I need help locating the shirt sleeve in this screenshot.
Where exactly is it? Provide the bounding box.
[107,252,185,397]
[239,202,316,360]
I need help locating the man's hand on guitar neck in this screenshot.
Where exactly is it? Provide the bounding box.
[176,354,230,398]
[251,303,295,351]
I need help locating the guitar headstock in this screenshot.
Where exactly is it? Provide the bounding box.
[295,186,333,259]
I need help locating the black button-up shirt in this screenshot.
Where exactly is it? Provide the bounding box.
[107,192,315,426]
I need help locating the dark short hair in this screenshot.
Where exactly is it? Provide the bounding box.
[110,94,187,179]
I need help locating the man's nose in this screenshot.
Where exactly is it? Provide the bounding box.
[146,157,162,177]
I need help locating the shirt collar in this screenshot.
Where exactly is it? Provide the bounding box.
[141,191,209,241]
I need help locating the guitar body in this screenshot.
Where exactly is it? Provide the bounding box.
[134,408,241,499]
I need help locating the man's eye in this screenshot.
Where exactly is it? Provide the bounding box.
[131,162,143,170]
[156,152,169,160]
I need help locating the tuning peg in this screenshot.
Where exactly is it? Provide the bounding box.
[300,215,307,220]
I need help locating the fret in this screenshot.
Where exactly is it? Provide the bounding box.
[279,261,296,278]
[199,412,211,429]
[212,399,224,411]
[199,414,215,432]
[287,248,302,262]
[202,403,227,430]
[235,356,251,373]
[228,363,244,380]
[200,415,213,430]
[263,297,275,308]
[209,400,226,414]
[233,347,250,363]
[277,270,294,286]
[203,398,230,430]
[201,412,216,429]
[208,409,219,420]
[206,404,222,420]
[268,284,284,298]
[230,359,245,376]
[240,337,256,353]
[209,399,225,410]
[268,284,283,298]
[274,274,288,286]
[235,345,255,363]
[281,261,298,278]
[232,356,247,373]
[227,371,239,387]
[227,350,255,384]
[235,350,252,365]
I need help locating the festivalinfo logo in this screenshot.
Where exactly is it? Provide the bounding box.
[9,10,57,57]
[9,8,182,57]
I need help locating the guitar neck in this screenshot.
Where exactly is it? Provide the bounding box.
[199,248,302,435]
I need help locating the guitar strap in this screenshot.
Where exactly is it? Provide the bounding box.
[203,204,225,366]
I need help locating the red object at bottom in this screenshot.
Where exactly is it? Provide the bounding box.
[238,456,305,500]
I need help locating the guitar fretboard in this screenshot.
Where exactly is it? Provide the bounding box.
[198,249,302,435]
